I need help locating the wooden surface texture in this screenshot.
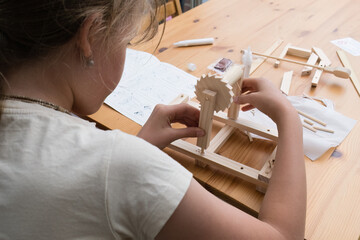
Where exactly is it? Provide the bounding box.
[88,0,360,239]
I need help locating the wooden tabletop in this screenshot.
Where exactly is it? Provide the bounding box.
[88,0,360,239]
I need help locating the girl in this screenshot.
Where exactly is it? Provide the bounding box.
[0,1,306,239]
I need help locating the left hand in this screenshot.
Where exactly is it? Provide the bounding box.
[137,103,205,149]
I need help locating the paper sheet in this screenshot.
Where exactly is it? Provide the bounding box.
[105,49,197,126]
[237,96,357,160]
[331,37,360,56]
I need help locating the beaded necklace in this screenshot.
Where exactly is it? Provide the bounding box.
[0,95,71,115]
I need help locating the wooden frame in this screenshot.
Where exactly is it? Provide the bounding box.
[168,93,278,192]
[169,40,283,192]
[167,38,284,191]
[274,44,317,71]
[168,40,284,192]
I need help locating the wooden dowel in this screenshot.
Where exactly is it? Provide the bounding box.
[302,123,317,132]
[313,126,334,133]
[243,50,351,79]
[297,110,326,126]
[303,119,314,126]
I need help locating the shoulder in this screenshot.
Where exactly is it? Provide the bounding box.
[106,133,193,239]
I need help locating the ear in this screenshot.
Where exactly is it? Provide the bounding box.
[77,14,101,58]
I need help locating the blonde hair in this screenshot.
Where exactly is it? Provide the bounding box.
[0,0,163,74]
[0,0,164,119]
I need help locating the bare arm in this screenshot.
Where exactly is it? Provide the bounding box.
[156,78,306,240]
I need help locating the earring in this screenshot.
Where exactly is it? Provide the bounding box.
[85,56,95,67]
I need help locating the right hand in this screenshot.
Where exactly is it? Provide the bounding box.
[233,78,295,123]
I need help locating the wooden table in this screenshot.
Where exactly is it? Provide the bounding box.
[88,0,360,239]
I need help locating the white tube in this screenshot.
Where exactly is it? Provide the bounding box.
[173,38,214,47]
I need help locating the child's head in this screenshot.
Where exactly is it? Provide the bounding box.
[0,0,163,115]
[0,0,161,73]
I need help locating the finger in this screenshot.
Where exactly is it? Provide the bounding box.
[169,104,200,123]
[174,116,199,127]
[241,104,255,111]
[168,127,205,142]
[233,92,258,105]
[241,78,259,91]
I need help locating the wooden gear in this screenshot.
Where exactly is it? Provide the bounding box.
[195,74,233,112]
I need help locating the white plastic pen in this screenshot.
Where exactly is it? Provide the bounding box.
[173,38,214,47]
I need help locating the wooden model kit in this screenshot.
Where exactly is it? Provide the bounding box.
[167,41,350,192]
[265,44,351,87]
[168,65,278,192]
[167,40,285,192]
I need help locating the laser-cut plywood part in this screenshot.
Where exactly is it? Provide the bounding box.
[195,74,234,112]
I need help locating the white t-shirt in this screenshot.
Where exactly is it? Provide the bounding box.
[0,100,192,240]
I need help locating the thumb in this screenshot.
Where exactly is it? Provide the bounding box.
[168,127,205,141]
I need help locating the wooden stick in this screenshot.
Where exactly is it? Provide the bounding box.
[337,50,360,97]
[302,122,317,132]
[245,50,351,79]
[297,109,326,126]
[169,139,268,189]
[187,101,279,141]
[313,126,334,133]
[207,125,235,153]
[303,119,314,126]
[302,93,323,106]
[250,39,284,74]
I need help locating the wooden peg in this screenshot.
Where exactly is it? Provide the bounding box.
[313,126,334,133]
[297,109,326,126]
[302,123,317,132]
[303,119,314,126]
[207,125,236,153]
